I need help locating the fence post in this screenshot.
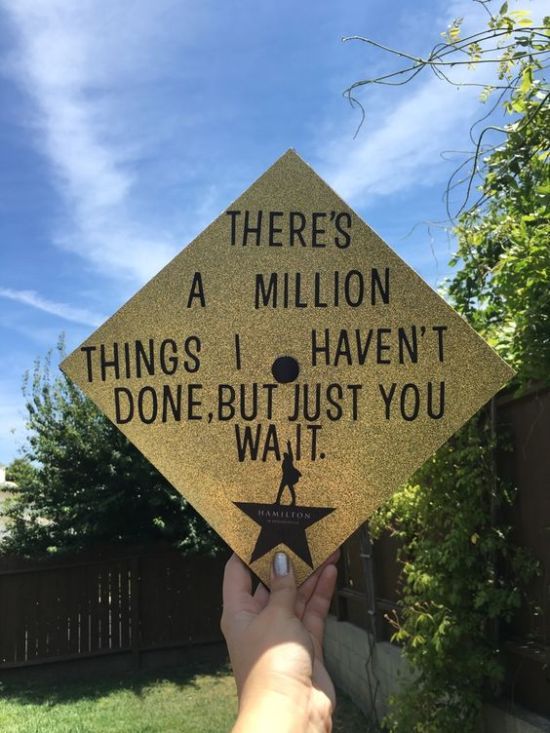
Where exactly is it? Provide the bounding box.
[130,554,142,669]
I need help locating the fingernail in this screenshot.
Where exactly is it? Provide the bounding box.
[273,551,289,577]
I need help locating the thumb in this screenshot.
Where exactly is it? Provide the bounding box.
[268,551,297,614]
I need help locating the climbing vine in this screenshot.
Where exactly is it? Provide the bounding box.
[370,415,539,732]
[348,3,549,730]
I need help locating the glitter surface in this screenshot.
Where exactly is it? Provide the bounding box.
[61,150,514,588]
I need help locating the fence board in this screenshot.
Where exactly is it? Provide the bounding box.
[334,386,550,717]
[78,562,91,655]
[68,565,81,656]
[110,564,121,651]
[0,545,228,670]
[119,561,131,650]
[1,576,18,663]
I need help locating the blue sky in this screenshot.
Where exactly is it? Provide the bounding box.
[0,0,536,464]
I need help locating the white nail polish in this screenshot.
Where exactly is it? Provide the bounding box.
[273,551,289,576]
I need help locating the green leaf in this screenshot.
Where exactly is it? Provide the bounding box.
[520,65,533,93]
[510,9,533,27]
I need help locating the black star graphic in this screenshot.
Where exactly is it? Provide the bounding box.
[234,502,335,567]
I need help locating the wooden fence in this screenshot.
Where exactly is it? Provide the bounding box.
[334,385,550,718]
[0,388,547,713]
[0,544,228,670]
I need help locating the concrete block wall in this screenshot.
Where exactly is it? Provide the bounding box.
[324,615,410,723]
[323,614,550,733]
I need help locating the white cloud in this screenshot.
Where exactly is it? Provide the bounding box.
[0,287,103,327]
[322,77,479,203]
[2,0,197,282]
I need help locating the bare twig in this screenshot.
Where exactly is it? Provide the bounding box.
[342,17,549,218]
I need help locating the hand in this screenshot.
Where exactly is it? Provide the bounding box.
[221,550,339,733]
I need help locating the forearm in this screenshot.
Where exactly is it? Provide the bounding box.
[232,688,310,733]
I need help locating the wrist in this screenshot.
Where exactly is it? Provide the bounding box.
[234,674,311,733]
[234,691,310,733]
